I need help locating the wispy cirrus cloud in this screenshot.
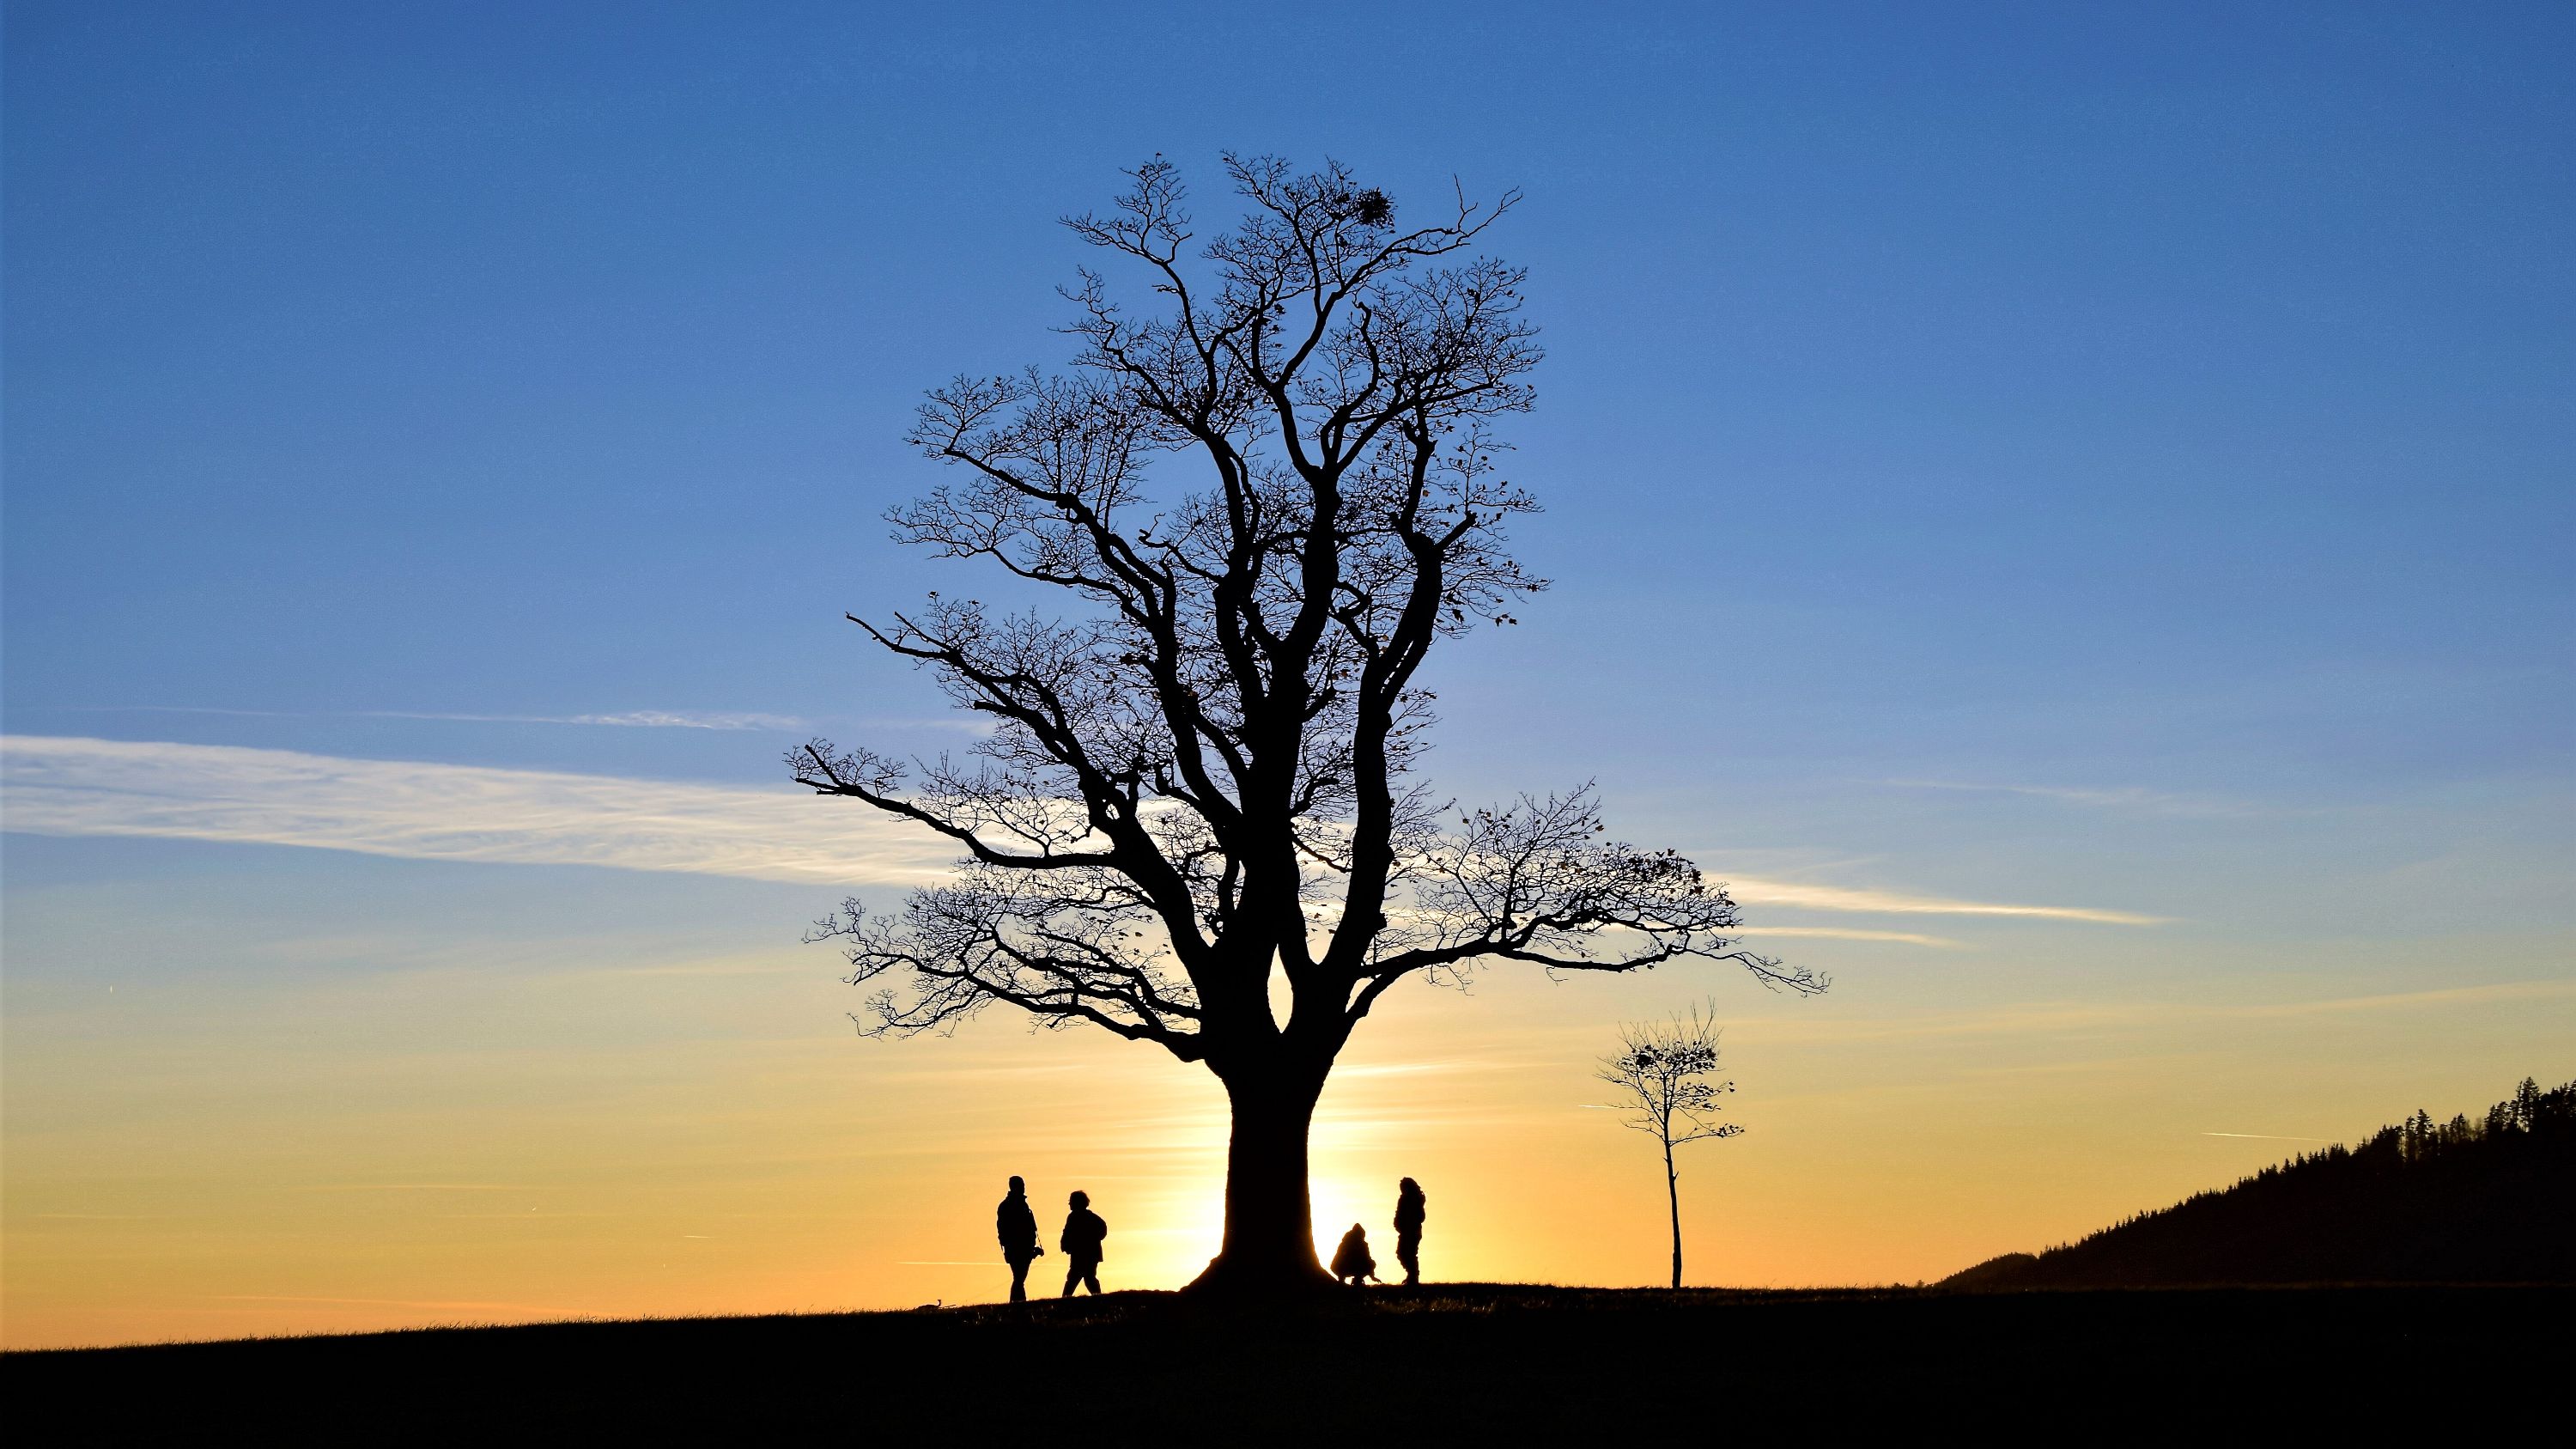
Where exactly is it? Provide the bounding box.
[1880,778,2257,819]
[1722,876,2161,925]
[44,705,811,731]
[383,709,811,731]
[3,736,2154,927]
[1747,978,2576,1047]
[1735,925,1968,947]
[211,1294,589,1313]
[0,735,953,887]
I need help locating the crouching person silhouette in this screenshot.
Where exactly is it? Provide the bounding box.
[1331,1223,1379,1286]
[1060,1190,1108,1297]
[997,1175,1043,1303]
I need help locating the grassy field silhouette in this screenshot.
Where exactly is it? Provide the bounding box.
[8,1283,2565,1440]
[15,1083,2572,1438]
[16,1080,2570,1438]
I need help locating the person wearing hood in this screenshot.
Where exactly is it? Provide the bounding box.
[1060,1190,1108,1297]
[1330,1223,1379,1287]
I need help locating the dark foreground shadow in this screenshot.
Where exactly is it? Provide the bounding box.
[5,1284,2564,1443]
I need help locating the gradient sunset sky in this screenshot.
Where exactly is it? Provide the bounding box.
[6,2,2571,1350]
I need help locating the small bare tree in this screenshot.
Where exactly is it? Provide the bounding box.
[1598,1002,1742,1289]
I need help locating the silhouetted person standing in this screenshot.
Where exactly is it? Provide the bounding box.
[1330,1223,1378,1286]
[1394,1178,1427,1287]
[1060,1190,1107,1297]
[996,1175,1042,1303]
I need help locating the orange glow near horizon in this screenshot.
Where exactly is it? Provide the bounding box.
[6,926,2570,1350]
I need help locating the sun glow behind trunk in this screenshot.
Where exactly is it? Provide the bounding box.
[6,849,2569,1347]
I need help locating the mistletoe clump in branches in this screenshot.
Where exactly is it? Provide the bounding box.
[793,155,1823,1292]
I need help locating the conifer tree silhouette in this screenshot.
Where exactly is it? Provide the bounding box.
[1947,1076,2576,1288]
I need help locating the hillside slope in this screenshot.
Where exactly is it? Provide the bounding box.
[1949,1077,2576,1288]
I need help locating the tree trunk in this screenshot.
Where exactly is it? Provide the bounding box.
[1665,1142,1683,1290]
[1186,1068,1334,1297]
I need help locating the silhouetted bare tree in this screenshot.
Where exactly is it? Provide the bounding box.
[793,155,1826,1296]
[1598,1002,1742,1289]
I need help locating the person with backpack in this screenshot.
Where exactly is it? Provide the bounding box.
[995,1175,1043,1303]
[1059,1190,1108,1297]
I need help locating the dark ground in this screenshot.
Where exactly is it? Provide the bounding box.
[5,1284,2564,1442]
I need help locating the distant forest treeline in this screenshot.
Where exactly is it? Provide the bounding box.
[1948,1077,2576,1289]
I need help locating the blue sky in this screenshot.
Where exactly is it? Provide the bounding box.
[4,2,2571,1342]
[11,0,2568,922]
